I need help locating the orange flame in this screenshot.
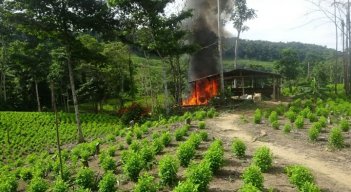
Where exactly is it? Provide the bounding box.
[182,78,219,106]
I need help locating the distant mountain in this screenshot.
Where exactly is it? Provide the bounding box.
[223,38,335,62]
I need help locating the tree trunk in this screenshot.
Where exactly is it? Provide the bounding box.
[348,0,351,95]
[234,29,241,69]
[334,0,338,95]
[67,49,85,143]
[35,80,41,112]
[218,0,225,94]
[50,81,64,179]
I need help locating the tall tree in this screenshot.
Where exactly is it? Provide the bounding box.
[9,0,117,143]
[275,48,300,93]
[229,0,256,69]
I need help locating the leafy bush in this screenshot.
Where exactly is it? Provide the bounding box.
[126,132,133,145]
[75,167,95,189]
[328,127,344,149]
[98,171,116,192]
[134,128,143,139]
[140,145,156,166]
[175,128,185,141]
[231,138,246,158]
[308,127,319,142]
[100,155,116,172]
[161,131,172,146]
[300,107,311,118]
[52,179,69,192]
[204,140,224,173]
[252,146,273,172]
[339,119,350,132]
[294,115,304,129]
[301,182,320,192]
[188,133,202,149]
[118,102,149,125]
[172,180,198,192]
[319,116,327,128]
[122,151,143,182]
[285,110,296,123]
[0,173,18,192]
[27,177,49,192]
[269,111,278,124]
[271,121,280,130]
[152,132,160,140]
[316,107,328,117]
[177,142,196,167]
[105,134,116,142]
[283,124,292,133]
[307,112,318,123]
[239,183,261,192]
[254,109,262,124]
[241,165,264,190]
[185,161,212,192]
[152,138,165,154]
[285,165,314,191]
[198,121,206,129]
[311,122,322,133]
[207,108,216,118]
[20,167,33,181]
[130,140,142,152]
[158,155,179,186]
[199,131,208,141]
[105,146,116,157]
[195,110,207,121]
[134,173,157,192]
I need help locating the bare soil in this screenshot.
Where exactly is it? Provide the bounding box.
[206,109,351,192]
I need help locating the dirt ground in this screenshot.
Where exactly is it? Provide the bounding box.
[206,109,351,192]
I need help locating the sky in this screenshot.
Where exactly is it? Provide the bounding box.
[225,0,338,49]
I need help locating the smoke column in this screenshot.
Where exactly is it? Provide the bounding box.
[185,0,232,81]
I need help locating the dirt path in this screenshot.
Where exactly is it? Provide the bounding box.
[207,113,351,191]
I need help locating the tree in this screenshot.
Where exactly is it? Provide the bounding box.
[9,0,117,143]
[275,48,301,92]
[229,0,256,69]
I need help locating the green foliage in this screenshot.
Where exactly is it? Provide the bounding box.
[311,122,322,133]
[172,180,199,192]
[194,110,207,121]
[269,111,278,124]
[199,131,209,141]
[284,110,296,123]
[27,177,49,192]
[119,103,149,125]
[316,107,328,117]
[130,140,142,152]
[283,124,292,133]
[271,121,280,130]
[126,132,133,145]
[241,165,264,190]
[204,140,224,173]
[307,112,318,123]
[98,171,116,192]
[198,121,206,129]
[254,109,262,124]
[52,179,69,192]
[328,127,344,149]
[100,155,116,172]
[0,173,18,192]
[239,183,261,192]
[318,116,327,128]
[294,116,304,129]
[105,146,116,157]
[134,173,157,192]
[122,151,143,182]
[20,167,33,181]
[185,161,212,192]
[285,165,314,191]
[75,167,96,189]
[188,133,202,149]
[339,119,350,132]
[175,126,188,141]
[134,128,143,139]
[177,141,196,167]
[161,131,172,146]
[301,182,320,192]
[308,127,319,142]
[232,138,246,158]
[158,155,179,186]
[152,138,165,154]
[300,108,311,118]
[252,146,273,172]
[140,144,156,166]
[207,108,216,118]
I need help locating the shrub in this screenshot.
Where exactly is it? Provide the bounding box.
[294,116,304,129]
[311,122,322,133]
[185,161,212,192]
[328,127,344,149]
[122,151,143,182]
[188,133,202,149]
[231,138,246,158]
[100,156,116,172]
[134,173,157,192]
[271,121,280,130]
[252,146,273,172]
[241,165,264,190]
[319,116,327,128]
[316,107,328,117]
[52,179,69,192]
[177,142,196,167]
[126,133,133,145]
[199,131,208,141]
[198,121,206,129]
[20,167,33,181]
[118,102,149,125]
[105,134,116,142]
[130,140,142,152]
[172,180,198,192]
[301,182,320,192]
[268,111,278,124]
[0,173,18,192]
[339,119,350,132]
[285,165,314,191]
[105,146,116,157]
[307,112,318,123]
[195,110,207,121]
[98,171,116,192]
[308,127,319,142]
[140,145,156,166]
[283,124,292,134]
[254,108,262,124]
[204,140,224,173]
[207,108,216,118]
[300,107,311,118]
[27,177,49,192]
[158,155,179,186]
[285,110,296,123]
[239,183,261,192]
[152,132,160,140]
[134,128,143,139]
[175,128,185,141]
[161,131,172,146]
[75,167,95,189]
[152,138,165,154]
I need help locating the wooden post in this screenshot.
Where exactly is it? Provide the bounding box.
[272,77,276,101]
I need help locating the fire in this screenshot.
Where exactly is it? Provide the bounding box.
[182,78,219,106]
